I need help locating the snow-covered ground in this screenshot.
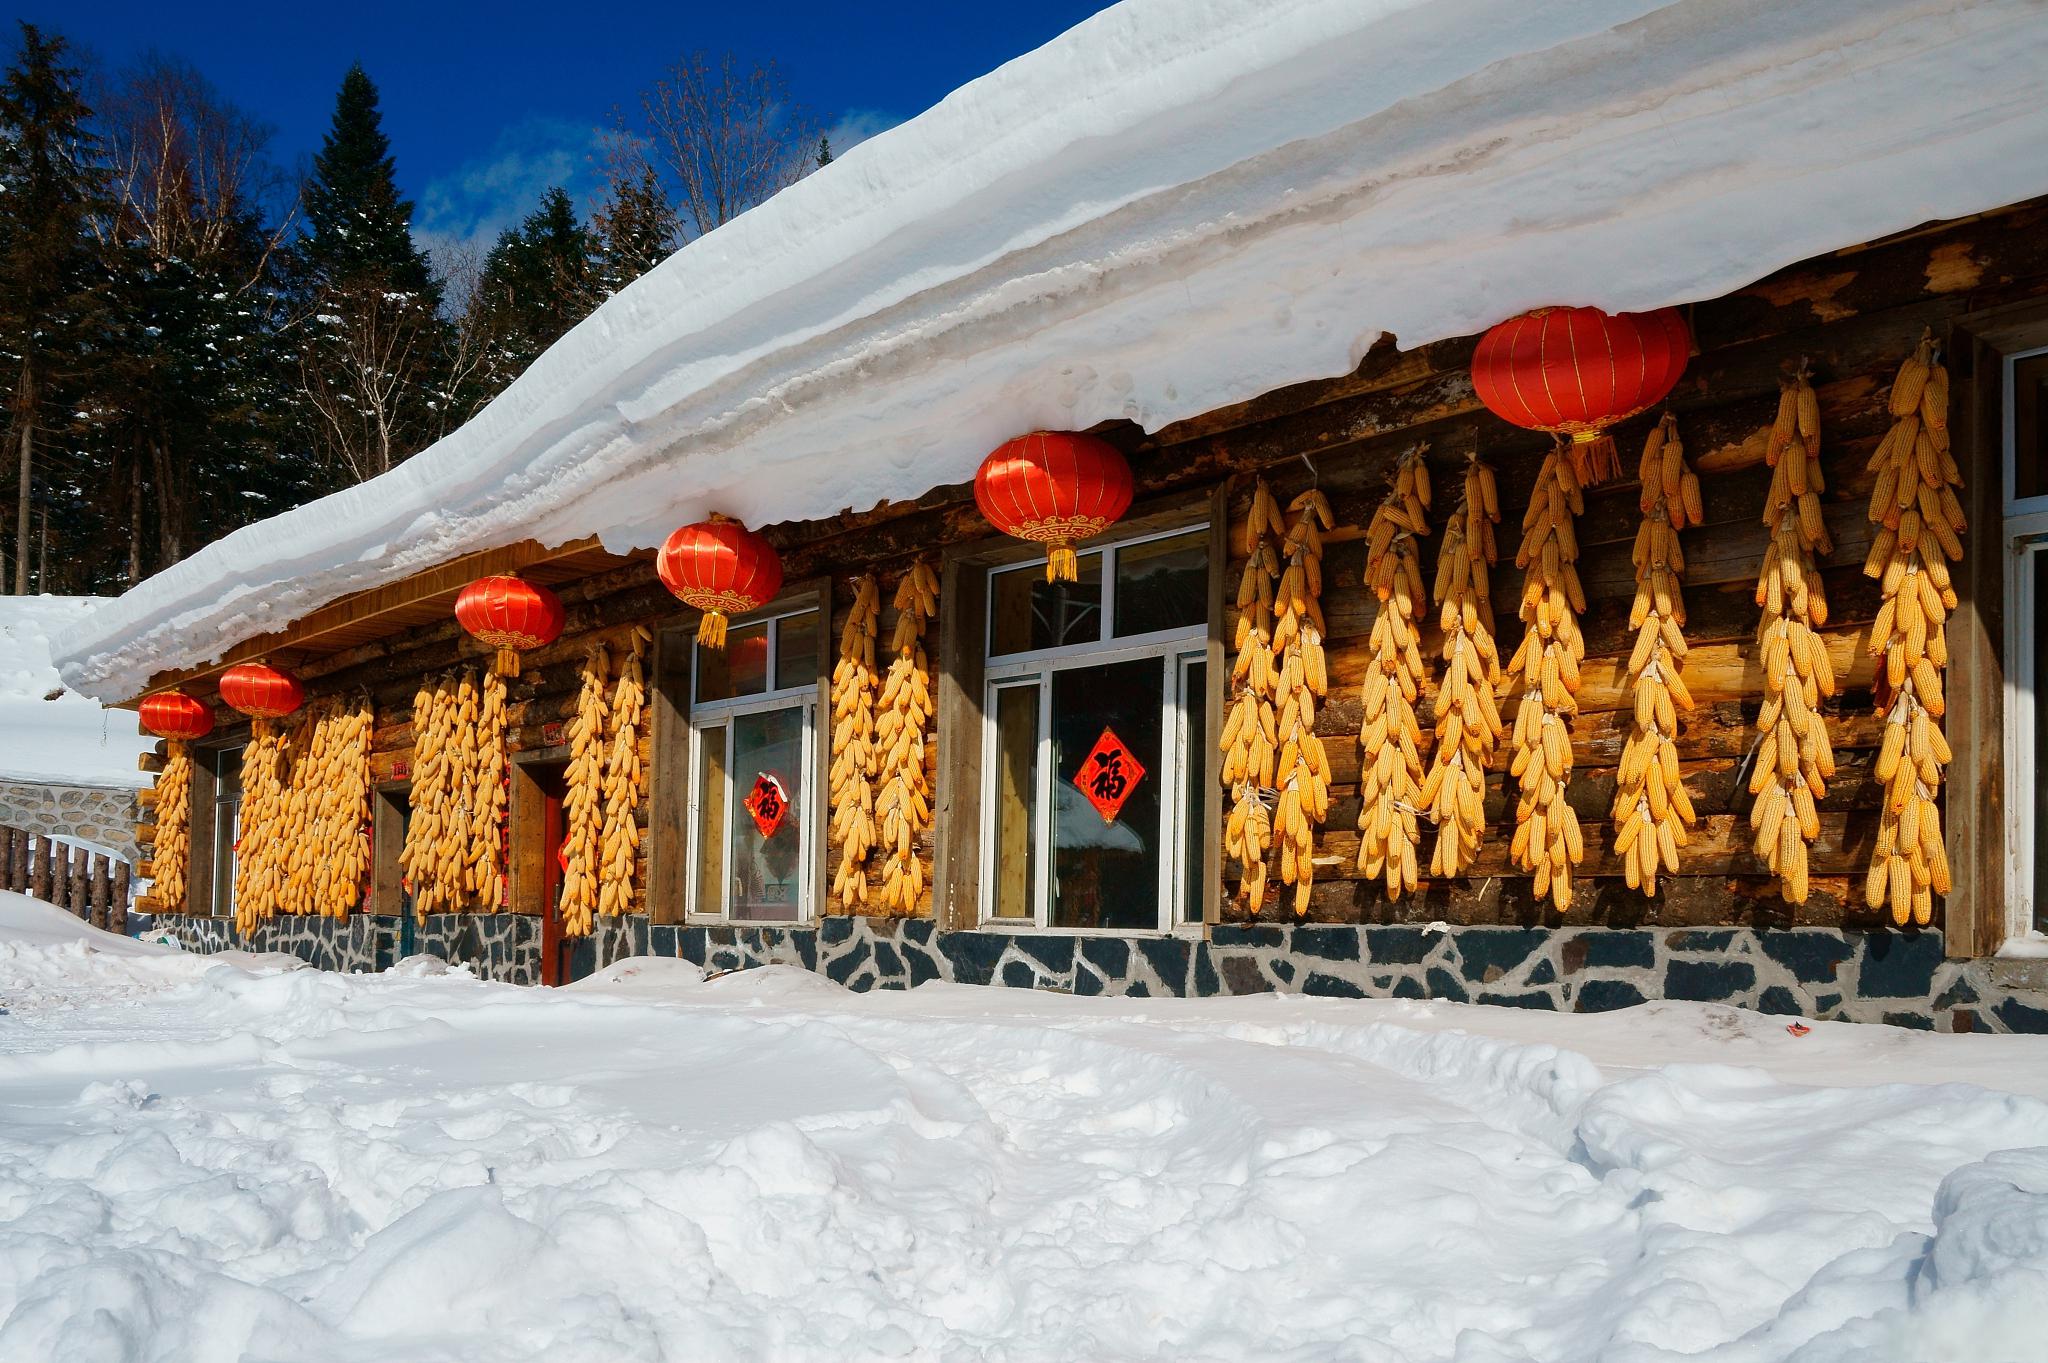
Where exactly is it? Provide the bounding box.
[0,596,149,788]
[2,892,2044,1363]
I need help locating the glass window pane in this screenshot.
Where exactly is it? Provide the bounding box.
[213,800,239,918]
[729,706,806,921]
[1182,658,1208,924]
[694,725,728,916]
[2016,352,2048,501]
[775,610,820,692]
[215,747,243,796]
[1052,658,1164,930]
[695,621,769,704]
[991,684,1040,919]
[1114,531,1208,638]
[2035,549,2047,934]
[989,553,1103,657]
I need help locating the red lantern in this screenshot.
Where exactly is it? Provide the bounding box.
[455,575,566,676]
[974,431,1134,582]
[219,662,304,720]
[139,690,213,742]
[657,515,783,649]
[1470,306,1692,485]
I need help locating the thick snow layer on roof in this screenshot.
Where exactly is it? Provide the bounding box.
[52,0,2048,701]
[0,597,149,787]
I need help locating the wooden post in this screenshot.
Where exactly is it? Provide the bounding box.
[69,845,87,916]
[112,862,131,934]
[31,836,52,902]
[0,825,17,893]
[90,855,110,929]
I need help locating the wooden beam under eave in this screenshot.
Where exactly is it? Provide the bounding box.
[126,536,612,705]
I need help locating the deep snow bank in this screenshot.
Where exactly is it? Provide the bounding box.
[0,597,149,786]
[54,0,2048,701]
[2,930,2046,1361]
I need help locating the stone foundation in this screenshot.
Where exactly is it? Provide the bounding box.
[0,779,141,862]
[127,914,2048,1033]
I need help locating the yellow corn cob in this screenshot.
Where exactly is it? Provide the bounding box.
[1357,448,1430,901]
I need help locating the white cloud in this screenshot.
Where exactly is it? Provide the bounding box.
[414,115,605,275]
[823,108,901,158]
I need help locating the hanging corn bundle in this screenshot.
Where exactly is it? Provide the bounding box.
[830,575,882,910]
[468,672,505,902]
[1507,443,1589,912]
[559,642,611,937]
[1270,489,1335,917]
[152,742,193,912]
[1222,480,1286,913]
[1356,451,1432,900]
[400,675,462,917]
[1420,458,1502,879]
[1614,414,1703,895]
[277,696,375,918]
[1863,333,1962,926]
[1749,366,1838,904]
[598,628,652,921]
[876,562,939,914]
[234,717,293,933]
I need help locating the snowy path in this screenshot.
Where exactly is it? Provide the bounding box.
[1,907,2045,1361]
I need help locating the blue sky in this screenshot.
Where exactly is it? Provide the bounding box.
[15,1,1118,257]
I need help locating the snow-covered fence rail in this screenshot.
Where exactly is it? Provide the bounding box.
[0,824,129,933]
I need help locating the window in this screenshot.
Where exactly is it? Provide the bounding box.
[211,747,243,918]
[2005,345,2048,943]
[981,526,1210,930]
[686,607,819,921]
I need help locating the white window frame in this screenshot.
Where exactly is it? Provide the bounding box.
[211,745,244,919]
[2001,343,2048,949]
[684,606,819,924]
[977,524,1210,933]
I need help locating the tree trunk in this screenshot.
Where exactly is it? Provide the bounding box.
[150,437,182,565]
[12,415,30,596]
[129,454,144,584]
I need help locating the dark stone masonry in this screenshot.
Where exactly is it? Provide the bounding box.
[125,914,2048,1034]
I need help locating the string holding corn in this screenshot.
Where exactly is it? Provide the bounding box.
[1506,442,1589,912]
[559,642,612,937]
[830,575,882,910]
[1863,332,1961,927]
[1356,449,1431,901]
[1748,364,1838,905]
[234,716,292,933]
[1420,457,1501,880]
[876,562,939,914]
[152,741,193,912]
[1613,414,1702,896]
[1221,479,1286,913]
[1267,486,1335,917]
[598,628,652,922]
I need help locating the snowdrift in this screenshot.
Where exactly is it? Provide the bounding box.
[0,597,150,786]
[53,0,2048,702]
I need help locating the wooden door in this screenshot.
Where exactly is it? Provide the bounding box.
[536,765,571,985]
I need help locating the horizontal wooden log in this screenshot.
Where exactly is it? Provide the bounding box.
[135,823,159,847]
[138,752,164,773]
[137,787,159,808]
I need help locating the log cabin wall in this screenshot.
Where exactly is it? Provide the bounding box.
[129,197,2048,1010]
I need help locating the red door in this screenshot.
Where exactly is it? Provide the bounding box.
[536,766,571,986]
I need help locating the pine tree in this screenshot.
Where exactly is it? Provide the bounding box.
[816,135,832,168]
[289,64,450,487]
[0,23,104,592]
[468,186,598,391]
[590,164,678,298]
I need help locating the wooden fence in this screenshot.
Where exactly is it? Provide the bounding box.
[0,824,131,934]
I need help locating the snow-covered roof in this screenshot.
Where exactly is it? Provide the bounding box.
[0,597,152,787]
[52,0,2048,702]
